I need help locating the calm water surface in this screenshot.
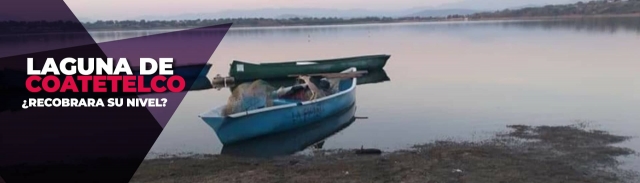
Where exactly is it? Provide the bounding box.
[88,18,640,168]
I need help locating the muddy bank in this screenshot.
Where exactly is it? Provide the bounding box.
[132,124,638,183]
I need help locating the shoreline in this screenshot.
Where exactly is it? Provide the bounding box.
[469,13,640,21]
[132,124,639,183]
[89,13,640,32]
[2,14,637,36]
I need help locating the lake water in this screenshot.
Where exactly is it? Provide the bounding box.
[87,18,640,168]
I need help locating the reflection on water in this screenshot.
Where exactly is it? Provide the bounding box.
[14,18,637,169]
[4,17,638,58]
[221,103,357,158]
[3,17,639,55]
[497,17,640,34]
[147,18,640,164]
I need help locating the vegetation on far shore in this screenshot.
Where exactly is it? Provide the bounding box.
[471,0,640,19]
[81,17,441,31]
[1,0,640,34]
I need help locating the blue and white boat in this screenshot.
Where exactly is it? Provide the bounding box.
[199,67,358,145]
[221,104,357,157]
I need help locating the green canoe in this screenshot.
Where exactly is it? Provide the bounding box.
[229,54,390,81]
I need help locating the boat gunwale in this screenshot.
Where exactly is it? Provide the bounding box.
[199,67,358,119]
[231,54,390,66]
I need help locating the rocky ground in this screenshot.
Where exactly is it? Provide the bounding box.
[131,124,639,183]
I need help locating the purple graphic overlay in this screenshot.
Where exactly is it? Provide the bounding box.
[98,24,230,127]
[0,0,230,182]
[0,0,94,58]
[0,44,163,183]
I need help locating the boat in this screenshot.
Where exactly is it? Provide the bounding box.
[219,69,390,91]
[229,54,390,81]
[199,67,358,145]
[221,103,357,157]
[356,69,390,85]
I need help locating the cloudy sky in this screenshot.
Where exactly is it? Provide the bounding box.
[64,0,579,20]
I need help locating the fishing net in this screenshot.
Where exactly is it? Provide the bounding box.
[221,77,343,116]
[323,78,341,95]
[223,80,276,116]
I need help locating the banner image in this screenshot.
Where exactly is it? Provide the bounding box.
[1,0,639,182]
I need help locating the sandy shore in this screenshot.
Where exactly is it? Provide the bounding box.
[132,124,638,183]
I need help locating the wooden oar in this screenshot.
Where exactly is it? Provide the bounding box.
[288,71,368,78]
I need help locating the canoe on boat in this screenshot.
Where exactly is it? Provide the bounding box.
[199,67,358,145]
[221,103,357,157]
[221,69,389,92]
[229,54,390,81]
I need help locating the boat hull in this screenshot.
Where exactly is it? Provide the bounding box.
[220,103,357,157]
[229,55,389,81]
[201,69,358,145]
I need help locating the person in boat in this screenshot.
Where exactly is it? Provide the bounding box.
[275,75,339,101]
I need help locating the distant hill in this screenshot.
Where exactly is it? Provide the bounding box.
[133,8,399,20]
[0,14,22,21]
[75,0,640,25]
[77,17,94,23]
[436,0,582,11]
[508,4,544,10]
[408,9,479,17]
[276,14,311,19]
[131,7,480,20]
[470,0,640,19]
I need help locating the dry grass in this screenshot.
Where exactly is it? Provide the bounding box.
[132,124,638,183]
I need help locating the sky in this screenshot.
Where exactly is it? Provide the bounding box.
[64,0,579,20]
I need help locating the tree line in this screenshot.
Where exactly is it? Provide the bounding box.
[0,17,445,34]
[81,17,444,30]
[469,0,640,19]
[1,0,640,34]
